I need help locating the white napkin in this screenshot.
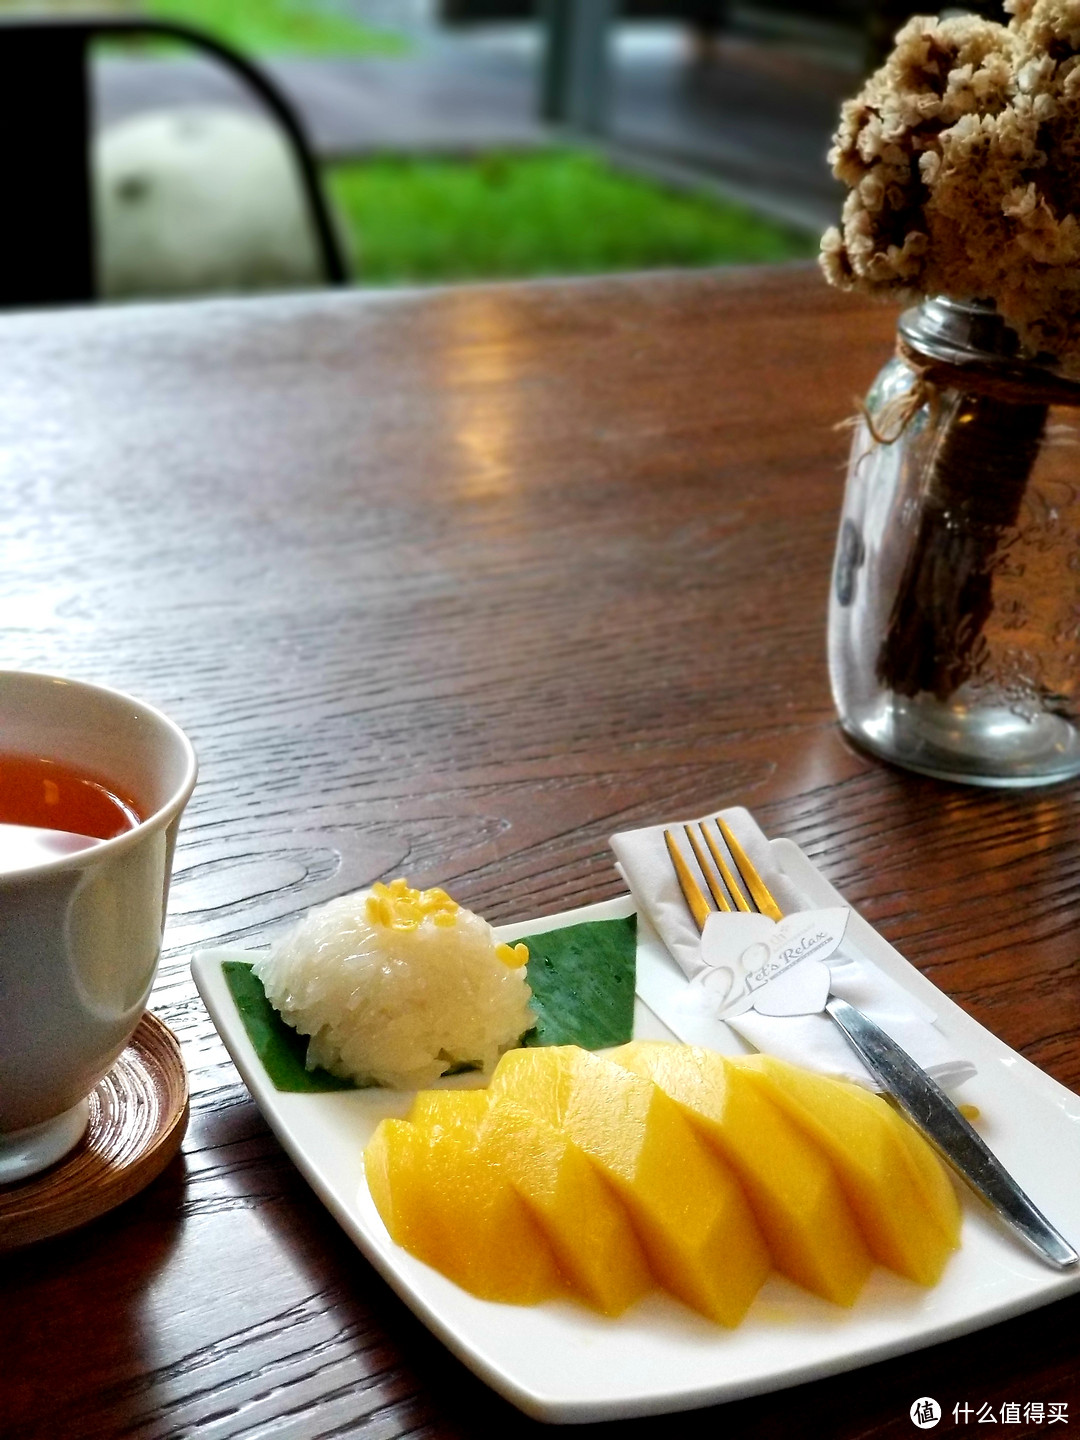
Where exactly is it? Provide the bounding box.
[610,806,976,1092]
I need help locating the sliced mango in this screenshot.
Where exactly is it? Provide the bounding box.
[366,1043,962,1317]
[407,1088,489,1129]
[477,1096,652,1315]
[407,1083,651,1314]
[488,1045,771,1325]
[365,1107,565,1305]
[729,1053,960,1285]
[609,1041,873,1306]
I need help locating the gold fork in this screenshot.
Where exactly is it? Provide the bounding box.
[663,817,1078,1271]
[664,817,779,928]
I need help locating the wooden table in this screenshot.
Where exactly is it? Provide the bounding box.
[3,265,1078,1436]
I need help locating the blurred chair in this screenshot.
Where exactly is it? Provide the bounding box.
[0,15,348,308]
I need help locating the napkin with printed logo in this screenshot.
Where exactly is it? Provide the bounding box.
[610,806,975,1091]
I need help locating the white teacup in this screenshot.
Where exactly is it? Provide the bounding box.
[0,671,197,1183]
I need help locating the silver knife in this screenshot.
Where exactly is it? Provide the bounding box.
[827,997,1079,1270]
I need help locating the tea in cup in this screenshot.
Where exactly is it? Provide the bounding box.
[0,671,197,1183]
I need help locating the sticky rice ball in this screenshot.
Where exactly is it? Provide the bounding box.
[253,878,534,1089]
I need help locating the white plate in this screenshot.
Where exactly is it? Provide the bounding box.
[191,840,1080,1424]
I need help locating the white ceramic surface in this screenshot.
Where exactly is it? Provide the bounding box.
[192,852,1080,1423]
[0,671,197,1179]
[0,1100,92,1186]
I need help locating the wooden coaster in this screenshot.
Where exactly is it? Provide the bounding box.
[0,1012,188,1251]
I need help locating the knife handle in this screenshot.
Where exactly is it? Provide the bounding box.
[825,997,1079,1271]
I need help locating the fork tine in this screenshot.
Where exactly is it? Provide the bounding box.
[700,823,752,913]
[716,817,784,920]
[684,824,732,914]
[664,828,711,934]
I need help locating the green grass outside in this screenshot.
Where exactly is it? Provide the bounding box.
[142,0,408,56]
[326,151,817,286]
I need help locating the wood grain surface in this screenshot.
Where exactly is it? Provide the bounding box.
[2,264,1078,1437]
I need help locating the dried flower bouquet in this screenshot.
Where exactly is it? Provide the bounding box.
[823,0,1080,703]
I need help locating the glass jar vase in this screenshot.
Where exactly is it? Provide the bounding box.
[829,296,1080,786]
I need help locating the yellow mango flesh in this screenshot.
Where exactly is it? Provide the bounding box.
[373,1086,649,1314]
[609,1041,873,1306]
[407,1088,489,1128]
[365,1043,961,1318]
[489,1046,771,1326]
[411,1086,652,1314]
[477,1097,652,1315]
[364,1108,565,1305]
[729,1054,960,1285]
